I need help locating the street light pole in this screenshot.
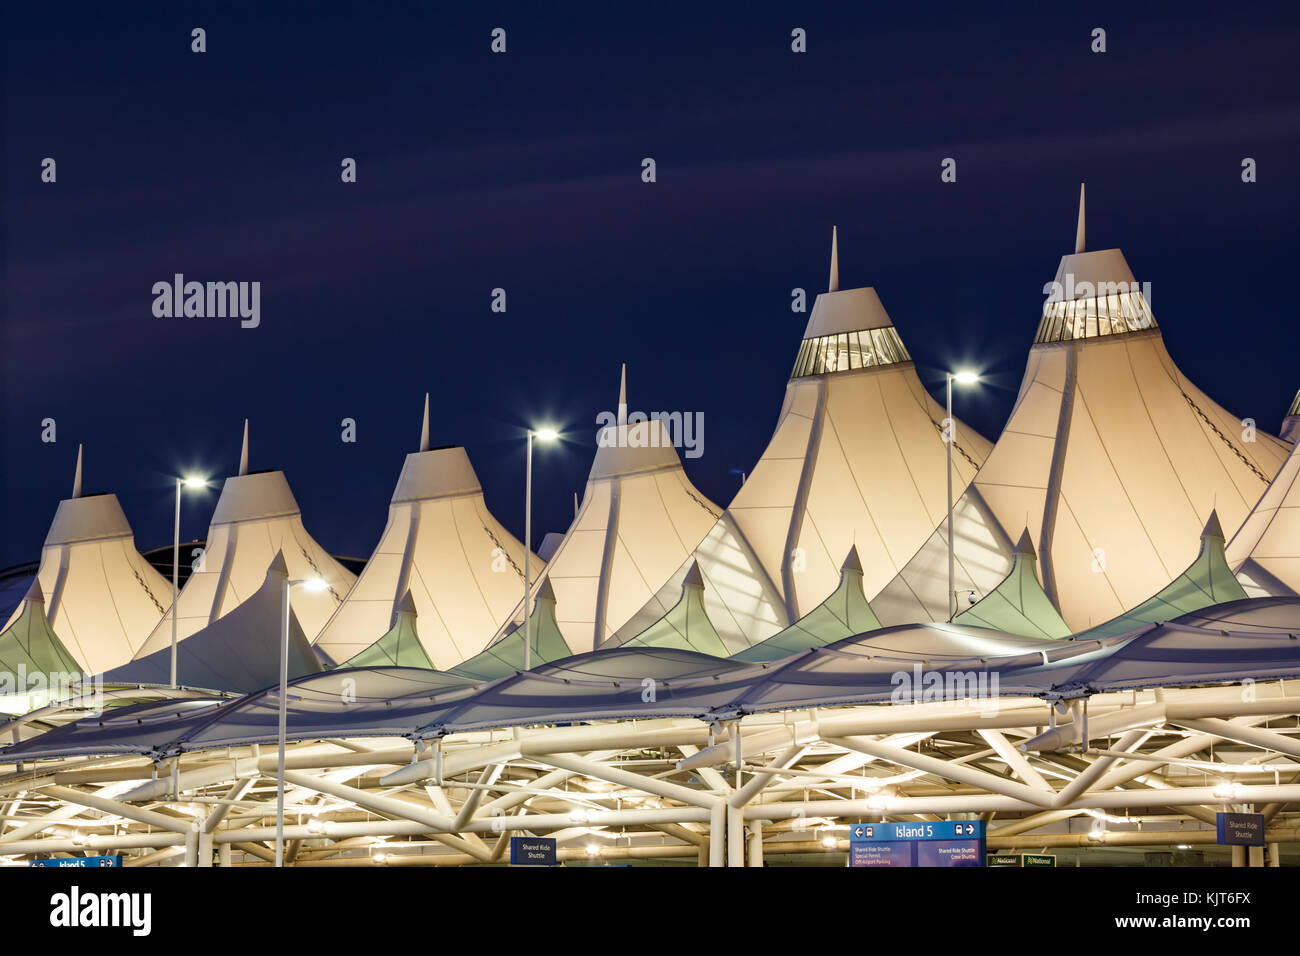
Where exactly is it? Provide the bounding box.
[277,575,289,867]
[524,430,533,671]
[171,478,181,688]
[277,574,325,867]
[946,374,955,621]
[945,371,980,621]
[520,427,559,672]
[170,475,207,689]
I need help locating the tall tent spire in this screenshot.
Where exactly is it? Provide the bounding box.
[238,419,249,476]
[1074,183,1086,254]
[71,444,83,498]
[828,225,839,292]
[573,491,579,517]
[419,393,431,452]
[617,363,627,427]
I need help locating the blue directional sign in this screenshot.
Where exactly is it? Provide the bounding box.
[849,821,985,867]
[510,837,557,866]
[1216,812,1265,847]
[29,855,123,868]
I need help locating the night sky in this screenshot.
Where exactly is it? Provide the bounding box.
[4,2,1299,569]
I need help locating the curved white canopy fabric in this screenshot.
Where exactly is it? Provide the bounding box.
[4,449,170,674]
[871,192,1290,631]
[134,427,355,659]
[107,552,322,694]
[610,232,991,651]
[490,370,722,656]
[313,415,534,668]
[1226,430,1300,598]
[9,596,1300,761]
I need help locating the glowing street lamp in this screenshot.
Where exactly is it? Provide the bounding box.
[944,371,980,621]
[170,476,209,688]
[523,427,560,671]
[276,575,326,867]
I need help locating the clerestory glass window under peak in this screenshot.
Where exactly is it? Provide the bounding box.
[790,326,912,379]
[1034,288,1158,345]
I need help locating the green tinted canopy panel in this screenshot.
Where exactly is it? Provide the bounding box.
[338,592,434,670]
[1076,512,1247,640]
[449,580,570,681]
[733,546,881,663]
[620,562,730,657]
[954,532,1071,640]
[0,583,84,676]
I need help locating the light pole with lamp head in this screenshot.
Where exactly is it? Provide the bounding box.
[523,427,560,671]
[276,574,327,867]
[945,370,980,621]
[170,475,208,689]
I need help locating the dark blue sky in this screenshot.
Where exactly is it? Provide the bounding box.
[4,2,1299,568]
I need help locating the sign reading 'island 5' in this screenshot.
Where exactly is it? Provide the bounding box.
[30,855,123,868]
[510,837,558,866]
[849,821,985,868]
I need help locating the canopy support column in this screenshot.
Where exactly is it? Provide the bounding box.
[748,821,764,868]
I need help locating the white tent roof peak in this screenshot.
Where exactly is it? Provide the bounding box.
[536,574,557,605]
[238,419,250,476]
[682,560,705,591]
[27,486,169,673]
[210,470,300,525]
[801,286,894,340]
[1202,509,1225,542]
[395,589,418,617]
[618,363,627,427]
[841,544,863,574]
[591,371,682,480]
[1046,248,1137,303]
[1075,182,1086,254]
[44,493,134,546]
[313,444,529,669]
[391,445,482,503]
[419,393,431,453]
[72,444,83,498]
[589,418,682,480]
[829,225,839,292]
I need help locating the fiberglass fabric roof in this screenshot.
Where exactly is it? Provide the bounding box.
[6,598,1300,762]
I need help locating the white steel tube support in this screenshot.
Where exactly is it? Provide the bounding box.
[728,803,745,867]
[197,826,213,868]
[709,801,725,867]
[748,821,764,868]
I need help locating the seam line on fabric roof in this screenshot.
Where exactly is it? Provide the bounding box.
[683,487,720,520]
[299,545,343,603]
[132,566,166,614]
[1179,392,1269,483]
[927,417,980,469]
[480,523,525,581]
